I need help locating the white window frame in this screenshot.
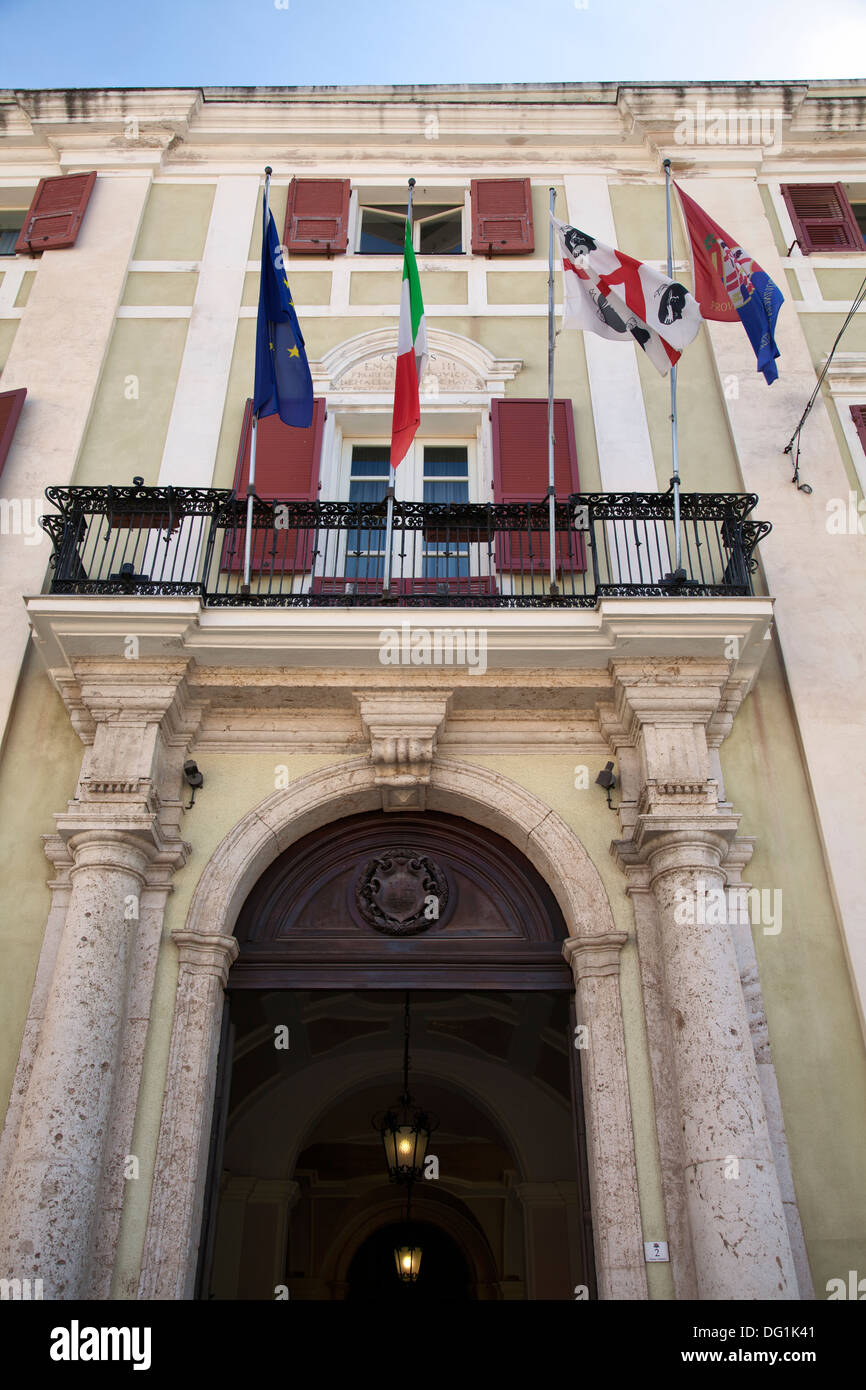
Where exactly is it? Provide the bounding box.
[351,196,466,257]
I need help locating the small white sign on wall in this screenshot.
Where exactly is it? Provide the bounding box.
[644,1241,670,1263]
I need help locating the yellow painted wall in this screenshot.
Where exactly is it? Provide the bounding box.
[0,646,82,1127]
[133,184,215,262]
[800,313,866,368]
[0,318,18,369]
[486,271,562,305]
[14,271,35,308]
[815,268,866,300]
[121,272,198,307]
[72,318,190,486]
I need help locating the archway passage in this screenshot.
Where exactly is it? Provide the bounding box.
[197,810,596,1300]
[346,1222,472,1302]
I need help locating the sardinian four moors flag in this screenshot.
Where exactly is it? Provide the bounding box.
[391,217,428,467]
[674,183,783,384]
[553,216,702,375]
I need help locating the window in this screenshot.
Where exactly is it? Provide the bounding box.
[0,213,25,257]
[358,202,463,255]
[423,446,470,578]
[346,446,391,579]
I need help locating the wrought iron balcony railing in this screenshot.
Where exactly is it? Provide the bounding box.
[41,486,770,607]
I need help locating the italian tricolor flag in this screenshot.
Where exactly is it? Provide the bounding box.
[390,219,428,467]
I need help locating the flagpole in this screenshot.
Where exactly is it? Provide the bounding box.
[243,164,272,593]
[663,158,686,583]
[383,177,415,597]
[547,187,559,595]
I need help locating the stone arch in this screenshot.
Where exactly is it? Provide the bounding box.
[322,1188,501,1297]
[138,757,646,1301]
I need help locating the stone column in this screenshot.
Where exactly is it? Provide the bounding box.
[138,931,238,1300]
[0,830,154,1297]
[564,934,648,1301]
[0,660,198,1298]
[606,661,799,1299]
[640,825,797,1299]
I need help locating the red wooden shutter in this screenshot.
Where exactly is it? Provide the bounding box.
[850,405,866,458]
[0,387,26,479]
[781,183,864,253]
[14,172,97,254]
[491,397,583,571]
[283,179,350,254]
[471,179,534,256]
[224,397,325,572]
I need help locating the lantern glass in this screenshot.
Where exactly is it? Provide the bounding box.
[394,1242,423,1282]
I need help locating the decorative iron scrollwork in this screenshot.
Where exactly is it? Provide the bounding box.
[355,850,449,936]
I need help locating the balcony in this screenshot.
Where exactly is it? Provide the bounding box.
[41,485,771,607]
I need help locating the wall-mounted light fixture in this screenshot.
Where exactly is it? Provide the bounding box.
[183,760,204,809]
[595,761,619,811]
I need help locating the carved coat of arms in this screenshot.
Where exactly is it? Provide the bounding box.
[355,850,449,936]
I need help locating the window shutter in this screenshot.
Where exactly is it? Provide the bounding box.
[781,183,864,253]
[470,178,534,256]
[491,397,583,571]
[850,405,866,458]
[14,172,97,255]
[283,178,350,254]
[224,397,325,572]
[0,387,26,479]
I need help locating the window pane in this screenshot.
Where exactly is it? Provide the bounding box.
[424,447,468,477]
[359,210,405,254]
[419,211,462,256]
[424,480,469,503]
[350,447,391,477]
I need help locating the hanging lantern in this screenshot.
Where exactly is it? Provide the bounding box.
[394,1239,423,1283]
[375,1100,435,1183]
[372,992,438,1184]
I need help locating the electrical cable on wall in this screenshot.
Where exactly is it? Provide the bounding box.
[783,270,866,493]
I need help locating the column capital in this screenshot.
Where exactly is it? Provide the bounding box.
[563,931,629,979]
[172,930,239,987]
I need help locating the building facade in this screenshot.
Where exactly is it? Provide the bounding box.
[0,81,865,1301]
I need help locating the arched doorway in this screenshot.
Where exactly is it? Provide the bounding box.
[198,811,595,1300]
[139,758,647,1301]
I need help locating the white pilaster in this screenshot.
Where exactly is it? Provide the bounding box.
[157,176,260,486]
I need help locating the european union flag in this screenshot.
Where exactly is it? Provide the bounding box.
[253,202,314,428]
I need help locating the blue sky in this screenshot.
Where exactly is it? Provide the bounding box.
[1,0,865,88]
